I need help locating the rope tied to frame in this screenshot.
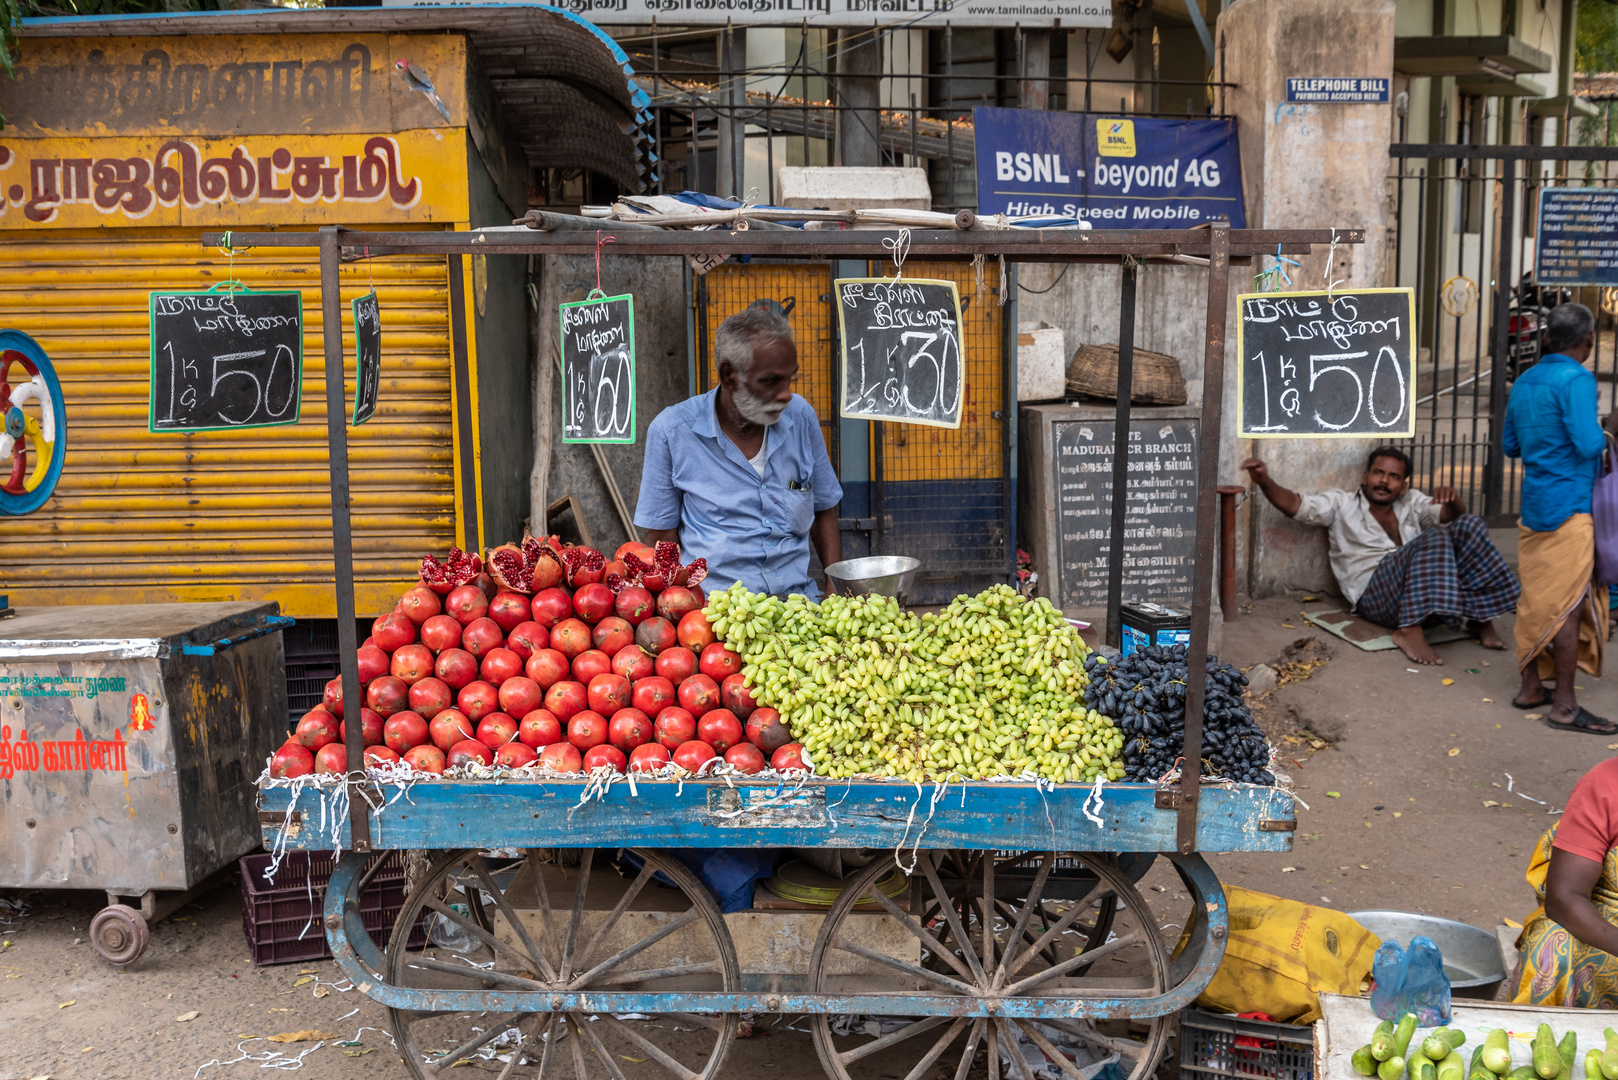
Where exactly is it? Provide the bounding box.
[883,227,911,280]
[592,231,616,299]
[1324,228,1344,302]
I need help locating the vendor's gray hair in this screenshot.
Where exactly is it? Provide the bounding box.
[715,306,795,375]
[1544,302,1595,354]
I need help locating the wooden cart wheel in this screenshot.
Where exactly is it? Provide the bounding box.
[808,850,1172,1080]
[89,903,149,966]
[384,848,739,1080]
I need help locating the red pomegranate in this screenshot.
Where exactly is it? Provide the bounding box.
[566,710,609,752]
[629,743,671,773]
[540,742,583,773]
[543,680,587,722]
[655,647,697,683]
[678,674,720,717]
[489,591,531,633]
[525,649,570,689]
[612,646,655,682]
[323,676,346,719]
[475,712,518,749]
[677,610,716,651]
[592,617,635,657]
[724,743,766,775]
[399,585,442,625]
[565,547,606,587]
[720,674,758,720]
[498,676,544,718]
[461,617,504,660]
[656,586,702,623]
[448,739,494,768]
[315,743,348,776]
[615,587,656,626]
[366,676,409,718]
[472,571,497,600]
[419,547,482,596]
[270,740,315,779]
[445,585,489,626]
[770,743,810,772]
[654,706,697,751]
[530,588,575,629]
[518,708,562,748]
[408,677,453,719]
[340,707,385,747]
[551,619,593,660]
[672,740,716,774]
[570,649,611,684]
[364,745,402,767]
[635,617,678,655]
[420,615,463,654]
[745,707,791,754]
[372,612,416,652]
[617,541,655,563]
[384,712,429,754]
[587,673,633,716]
[480,647,524,685]
[391,644,435,685]
[529,548,563,592]
[505,621,548,661]
[495,741,539,768]
[435,648,479,690]
[602,559,628,582]
[583,744,627,774]
[697,708,744,754]
[608,708,652,754]
[357,645,391,685]
[572,583,615,624]
[404,744,447,774]
[293,709,340,750]
[457,680,500,722]
[631,676,676,716]
[429,709,475,752]
[699,643,743,681]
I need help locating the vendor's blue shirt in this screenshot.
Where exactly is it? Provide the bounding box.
[634,389,842,597]
[1503,352,1608,533]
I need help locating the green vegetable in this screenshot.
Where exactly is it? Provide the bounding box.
[1588,1051,1606,1080]
[1535,1026,1561,1080]
[1373,1022,1399,1062]
[1428,1032,1468,1060]
[1601,1029,1618,1080]
[1414,1059,1438,1080]
[1513,1068,1542,1080]
[1484,1030,1513,1076]
[1353,1046,1378,1076]
[1470,1046,1493,1080]
[1439,1051,1465,1080]
[1381,1057,1408,1080]
[1394,1016,1421,1059]
[1558,1031,1578,1078]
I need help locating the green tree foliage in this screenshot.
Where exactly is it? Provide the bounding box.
[1578,0,1618,74]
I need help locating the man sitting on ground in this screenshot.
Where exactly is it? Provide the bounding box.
[1242,448,1520,665]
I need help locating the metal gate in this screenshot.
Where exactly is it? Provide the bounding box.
[692,259,1014,602]
[1388,141,1618,521]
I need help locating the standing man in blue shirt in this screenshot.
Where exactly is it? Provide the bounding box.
[1504,303,1617,733]
[635,306,843,598]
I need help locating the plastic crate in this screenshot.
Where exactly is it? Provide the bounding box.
[1179,1008,1315,1080]
[239,849,428,966]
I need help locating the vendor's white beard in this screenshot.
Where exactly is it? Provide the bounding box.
[735,384,787,426]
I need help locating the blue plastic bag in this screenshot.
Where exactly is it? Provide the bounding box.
[1369,935,1451,1025]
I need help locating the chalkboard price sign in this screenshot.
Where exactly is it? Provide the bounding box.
[352,290,381,427]
[559,292,636,444]
[835,277,964,429]
[149,287,304,433]
[1236,287,1416,439]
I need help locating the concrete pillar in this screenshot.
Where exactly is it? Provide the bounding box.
[1219,0,1396,598]
[838,29,883,168]
[1020,29,1051,111]
[716,26,747,199]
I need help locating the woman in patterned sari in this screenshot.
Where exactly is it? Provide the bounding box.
[1513,758,1618,1007]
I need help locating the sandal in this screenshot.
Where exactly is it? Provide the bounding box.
[1513,692,1550,710]
[1546,707,1618,735]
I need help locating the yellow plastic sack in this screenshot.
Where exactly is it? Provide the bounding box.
[1187,887,1381,1024]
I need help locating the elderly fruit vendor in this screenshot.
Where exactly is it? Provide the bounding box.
[1513,757,1618,1007]
[635,306,843,597]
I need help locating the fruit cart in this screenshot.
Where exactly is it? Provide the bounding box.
[237,222,1352,1080]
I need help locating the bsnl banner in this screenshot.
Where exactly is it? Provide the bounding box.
[971,108,1246,228]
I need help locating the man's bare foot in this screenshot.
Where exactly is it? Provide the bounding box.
[1475,620,1506,650]
[1392,624,1443,665]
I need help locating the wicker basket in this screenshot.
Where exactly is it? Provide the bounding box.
[1066,343,1188,405]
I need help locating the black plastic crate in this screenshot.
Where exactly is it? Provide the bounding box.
[1179,1008,1314,1080]
[239,849,428,966]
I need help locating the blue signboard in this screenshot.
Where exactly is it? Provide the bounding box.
[1535,186,1618,287]
[1284,78,1389,103]
[971,108,1245,227]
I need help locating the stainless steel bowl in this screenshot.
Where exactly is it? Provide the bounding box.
[823,556,921,599]
[1348,909,1507,998]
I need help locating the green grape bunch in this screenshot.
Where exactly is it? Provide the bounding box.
[705,583,1125,783]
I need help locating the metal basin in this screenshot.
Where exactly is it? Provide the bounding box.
[824,556,921,599]
[1348,909,1507,999]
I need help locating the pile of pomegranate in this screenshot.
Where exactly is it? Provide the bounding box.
[268,538,806,782]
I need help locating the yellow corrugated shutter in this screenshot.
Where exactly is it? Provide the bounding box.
[0,228,456,618]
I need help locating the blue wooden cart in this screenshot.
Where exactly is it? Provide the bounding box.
[259,777,1295,1080]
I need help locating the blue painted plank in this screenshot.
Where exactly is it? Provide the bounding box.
[260,779,1293,853]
